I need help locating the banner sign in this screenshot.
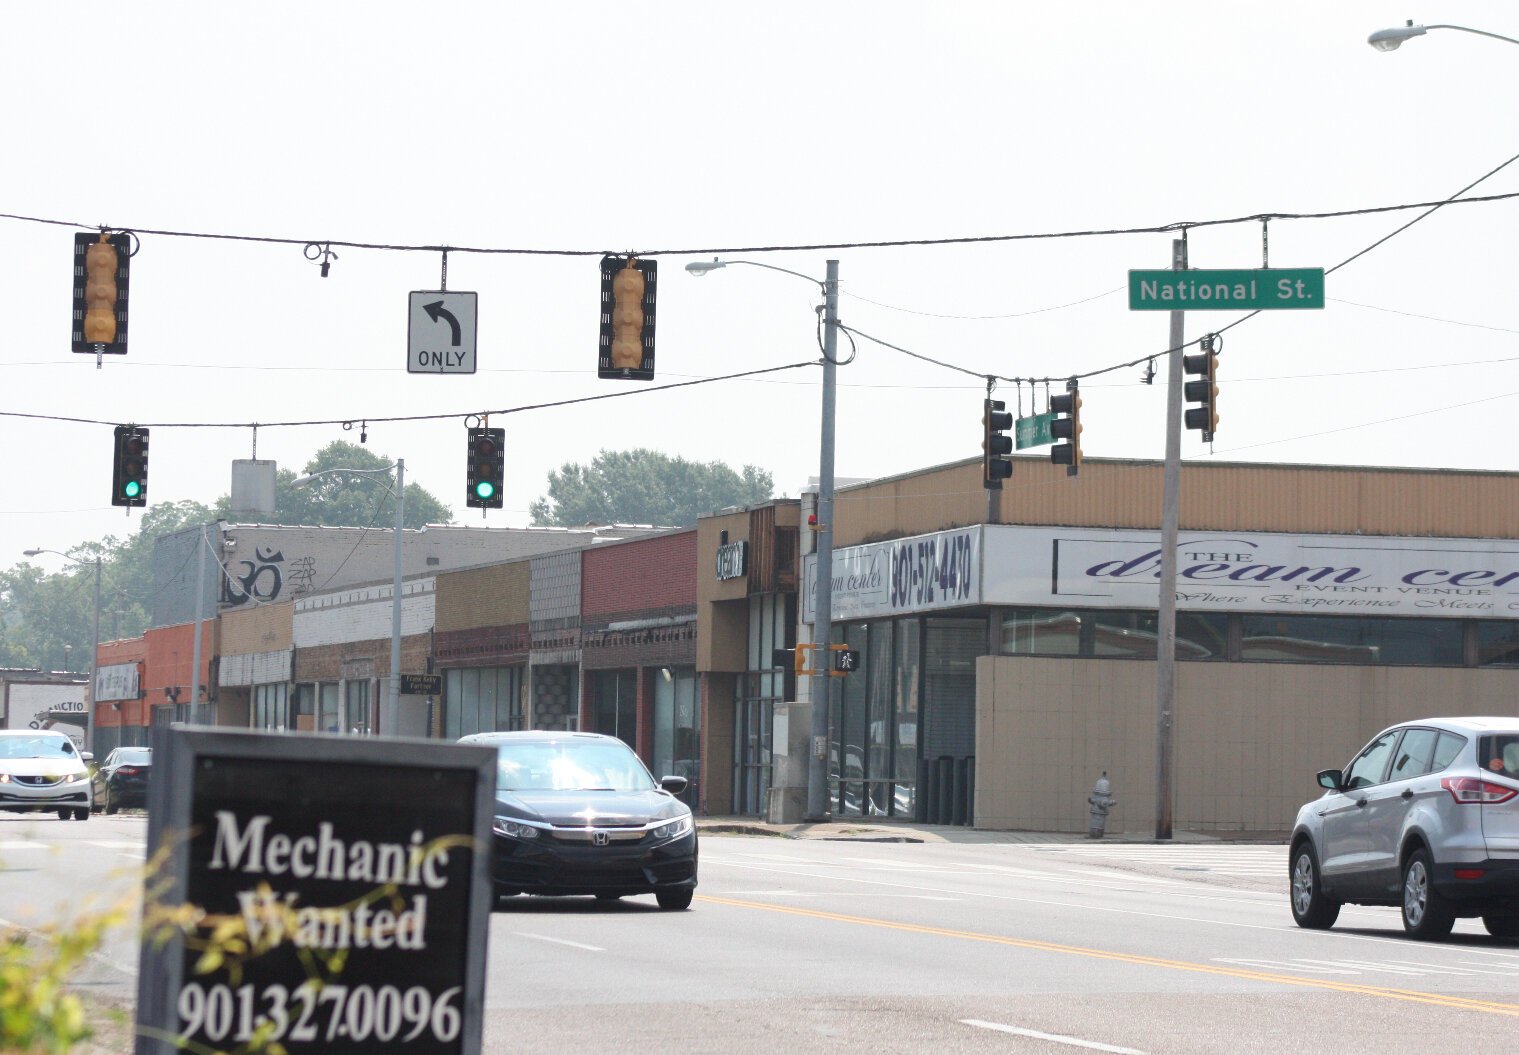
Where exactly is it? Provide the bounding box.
[803,526,981,622]
[982,525,1519,619]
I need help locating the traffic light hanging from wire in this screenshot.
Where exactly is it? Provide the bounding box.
[982,399,1013,489]
[111,425,148,507]
[1184,335,1220,442]
[466,427,505,509]
[73,232,131,356]
[1050,380,1083,477]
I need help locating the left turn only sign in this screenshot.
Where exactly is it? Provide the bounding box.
[407,290,478,374]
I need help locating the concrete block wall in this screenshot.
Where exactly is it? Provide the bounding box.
[293,578,435,648]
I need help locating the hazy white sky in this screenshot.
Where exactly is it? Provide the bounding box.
[7,2,1519,571]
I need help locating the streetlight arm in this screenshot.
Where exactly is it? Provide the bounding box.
[685,257,825,290]
[292,463,400,487]
[1369,21,1519,51]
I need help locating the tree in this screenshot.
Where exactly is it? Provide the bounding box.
[0,443,453,669]
[529,449,774,527]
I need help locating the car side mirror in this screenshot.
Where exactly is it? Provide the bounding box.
[659,776,689,796]
[1316,769,1344,792]
[81,752,94,764]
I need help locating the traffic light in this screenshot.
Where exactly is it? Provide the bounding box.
[111,425,148,507]
[982,399,1013,489]
[465,427,505,509]
[1050,380,1083,476]
[1184,336,1219,442]
[73,232,131,356]
[598,255,657,381]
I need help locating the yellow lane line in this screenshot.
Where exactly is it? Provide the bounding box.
[696,894,1519,1017]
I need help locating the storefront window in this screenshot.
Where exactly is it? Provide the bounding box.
[734,593,792,815]
[1001,609,1225,659]
[893,618,921,817]
[252,683,289,731]
[318,682,340,734]
[1476,621,1519,666]
[444,667,525,739]
[344,680,370,735]
[1240,615,1463,665]
[591,670,638,748]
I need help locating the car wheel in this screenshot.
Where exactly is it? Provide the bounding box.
[1290,842,1340,929]
[655,888,694,911]
[1402,847,1455,941]
[55,808,71,821]
[73,808,88,822]
[1482,913,1519,939]
[104,788,118,816]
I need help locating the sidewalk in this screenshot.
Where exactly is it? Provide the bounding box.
[695,816,1290,845]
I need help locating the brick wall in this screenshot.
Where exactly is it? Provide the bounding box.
[582,530,695,617]
[293,633,432,683]
[436,560,530,632]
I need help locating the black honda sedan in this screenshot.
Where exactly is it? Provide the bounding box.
[91,746,152,814]
[457,731,697,910]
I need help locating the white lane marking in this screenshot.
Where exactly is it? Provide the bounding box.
[1214,958,1358,975]
[961,1019,1147,1054]
[0,841,48,851]
[1311,958,1427,976]
[511,932,605,952]
[85,841,145,850]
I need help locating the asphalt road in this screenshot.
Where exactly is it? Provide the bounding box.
[4,818,1518,1054]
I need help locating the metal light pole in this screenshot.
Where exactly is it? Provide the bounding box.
[294,459,405,735]
[23,548,103,754]
[686,257,840,820]
[1154,238,1187,841]
[1369,20,1519,51]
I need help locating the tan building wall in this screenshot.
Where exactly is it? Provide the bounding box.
[698,510,756,672]
[436,561,530,633]
[219,602,293,656]
[835,457,1519,547]
[976,655,1519,835]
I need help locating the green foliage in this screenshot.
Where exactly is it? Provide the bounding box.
[0,442,452,668]
[529,449,774,528]
[0,898,128,1053]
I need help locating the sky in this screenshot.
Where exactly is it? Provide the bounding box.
[6,2,1519,574]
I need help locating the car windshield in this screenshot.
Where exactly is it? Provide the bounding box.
[117,748,152,764]
[494,740,655,793]
[0,736,76,760]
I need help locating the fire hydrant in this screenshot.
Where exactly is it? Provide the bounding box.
[1087,772,1116,839]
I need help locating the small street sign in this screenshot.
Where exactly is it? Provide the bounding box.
[408,290,478,373]
[1015,412,1055,450]
[399,673,443,696]
[1128,268,1324,311]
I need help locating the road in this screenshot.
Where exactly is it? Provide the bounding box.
[4,818,1518,1053]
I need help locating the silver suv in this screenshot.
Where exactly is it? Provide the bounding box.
[1290,716,1519,940]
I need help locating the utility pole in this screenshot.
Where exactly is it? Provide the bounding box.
[807,260,840,822]
[1155,238,1187,840]
[189,524,208,723]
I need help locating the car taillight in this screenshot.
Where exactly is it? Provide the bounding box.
[118,766,139,775]
[1441,777,1518,804]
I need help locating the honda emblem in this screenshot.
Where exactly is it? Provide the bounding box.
[593,830,609,846]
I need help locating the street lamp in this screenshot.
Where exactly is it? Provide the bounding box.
[687,256,840,822]
[293,459,405,736]
[1368,20,1519,51]
[23,548,102,754]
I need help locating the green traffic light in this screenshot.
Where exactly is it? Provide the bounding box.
[474,480,495,500]
[123,481,141,499]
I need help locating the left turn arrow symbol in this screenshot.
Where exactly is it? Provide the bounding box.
[424,300,462,346]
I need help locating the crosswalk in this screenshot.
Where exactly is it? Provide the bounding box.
[1026,844,1289,880]
[1214,953,1519,978]
[0,839,143,853]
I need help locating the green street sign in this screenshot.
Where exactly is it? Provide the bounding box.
[1015,412,1055,450]
[1128,267,1324,311]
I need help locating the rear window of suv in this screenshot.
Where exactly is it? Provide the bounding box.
[1479,734,1519,779]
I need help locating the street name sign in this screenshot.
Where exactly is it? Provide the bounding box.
[1128,267,1324,311]
[400,673,443,696]
[408,290,478,373]
[1015,412,1055,450]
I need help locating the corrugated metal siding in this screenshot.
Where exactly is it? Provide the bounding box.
[835,457,1519,545]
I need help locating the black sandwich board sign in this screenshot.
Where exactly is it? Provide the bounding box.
[134,726,496,1054]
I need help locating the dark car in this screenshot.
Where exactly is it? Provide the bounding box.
[457,731,697,910]
[91,746,152,814]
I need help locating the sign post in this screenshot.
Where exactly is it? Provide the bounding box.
[135,727,496,1054]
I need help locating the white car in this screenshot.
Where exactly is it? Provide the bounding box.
[1290,716,1519,940]
[0,730,93,821]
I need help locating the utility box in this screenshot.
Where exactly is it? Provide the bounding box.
[766,700,814,823]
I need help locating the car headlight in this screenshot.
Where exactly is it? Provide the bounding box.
[651,815,693,841]
[493,817,540,840]
[0,774,9,784]
[63,773,79,784]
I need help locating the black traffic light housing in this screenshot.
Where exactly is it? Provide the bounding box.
[73,232,131,356]
[111,425,149,507]
[1184,336,1220,442]
[982,399,1013,489]
[465,427,505,509]
[1050,379,1083,476]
